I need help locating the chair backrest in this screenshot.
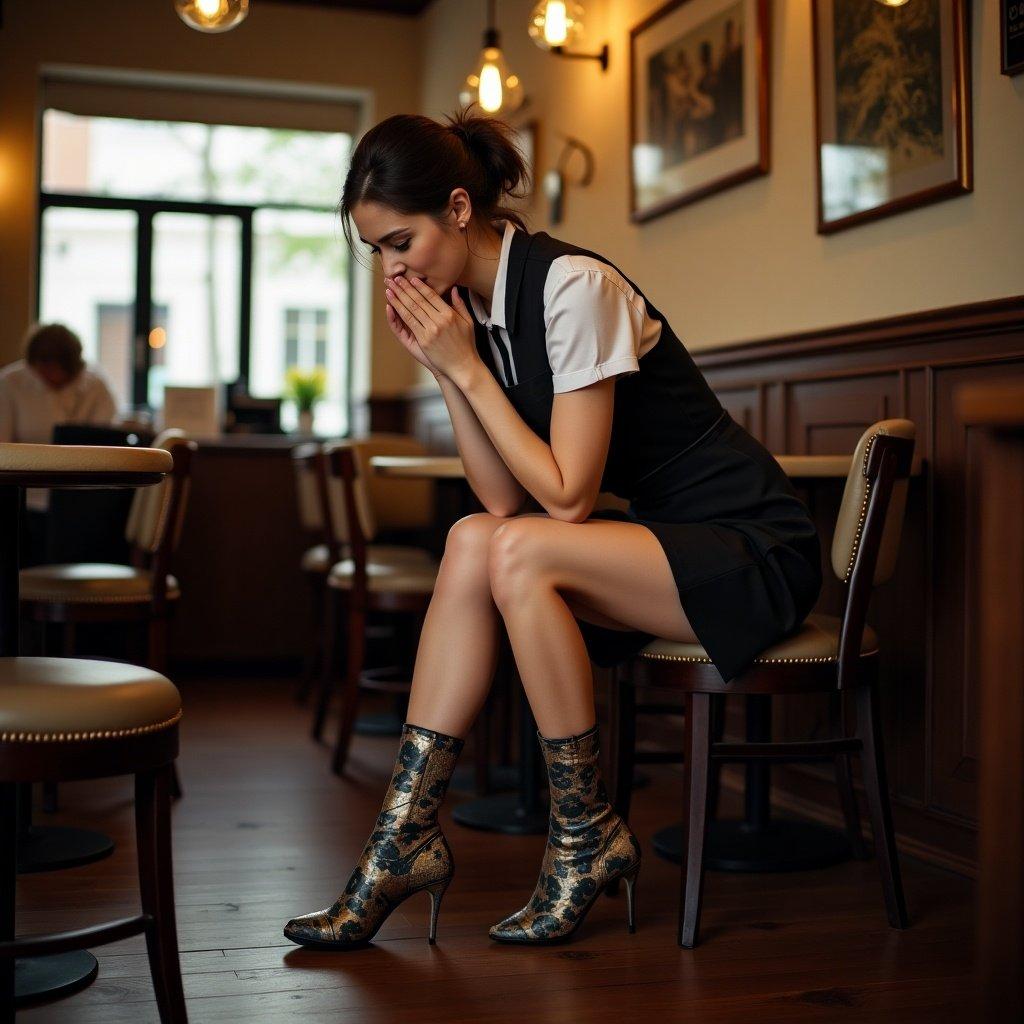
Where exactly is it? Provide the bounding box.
[125,428,196,556]
[291,442,326,534]
[832,419,915,586]
[324,433,435,544]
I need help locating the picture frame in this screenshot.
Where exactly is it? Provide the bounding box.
[811,0,972,235]
[1001,0,1024,76]
[628,0,770,224]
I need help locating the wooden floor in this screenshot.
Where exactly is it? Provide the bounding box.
[17,676,977,1023]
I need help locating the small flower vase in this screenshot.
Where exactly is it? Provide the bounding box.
[298,408,314,435]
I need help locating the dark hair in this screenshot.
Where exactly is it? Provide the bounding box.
[340,107,530,256]
[23,322,85,377]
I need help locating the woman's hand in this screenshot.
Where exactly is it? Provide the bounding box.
[385,276,482,389]
[384,292,446,380]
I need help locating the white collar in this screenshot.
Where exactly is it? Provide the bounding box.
[468,219,517,331]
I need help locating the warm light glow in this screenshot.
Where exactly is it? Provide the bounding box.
[544,1,568,46]
[478,61,504,113]
[149,327,167,350]
[874,0,911,6]
[175,0,249,33]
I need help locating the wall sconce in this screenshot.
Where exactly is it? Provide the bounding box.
[543,134,594,224]
[528,1,608,72]
[460,0,525,115]
[175,0,250,33]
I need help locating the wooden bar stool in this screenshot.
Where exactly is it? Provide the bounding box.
[612,419,915,947]
[0,441,187,1019]
[320,440,440,776]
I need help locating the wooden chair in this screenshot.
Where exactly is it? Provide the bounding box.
[611,419,915,947]
[20,429,196,675]
[319,438,441,775]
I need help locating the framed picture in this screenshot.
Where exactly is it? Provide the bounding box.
[629,0,770,224]
[1001,0,1024,76]
[811,0,972,235]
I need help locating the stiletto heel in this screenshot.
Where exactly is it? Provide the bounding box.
[622,867,639,934]
[425,879,449,945]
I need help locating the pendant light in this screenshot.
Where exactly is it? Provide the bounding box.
[460,0,524,116]
[175,0,250,33]
[528,1,608,71]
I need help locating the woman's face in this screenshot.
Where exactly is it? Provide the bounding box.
[351,198,468,296]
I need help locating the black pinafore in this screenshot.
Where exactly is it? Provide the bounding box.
[463,229,822,683]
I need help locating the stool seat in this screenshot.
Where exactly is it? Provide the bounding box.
[0,443,172,475]
[327,549,440,595]
[639,613,879,665]
[301,543,434,575]
[19,564,181,605]
[0,658,181,739]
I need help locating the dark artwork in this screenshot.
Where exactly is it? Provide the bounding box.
[646,2,744,167]
[833,0,943,174]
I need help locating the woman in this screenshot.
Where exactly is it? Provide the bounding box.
[284,110,821,949]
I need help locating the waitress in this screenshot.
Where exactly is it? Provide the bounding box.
[284,109,821,951]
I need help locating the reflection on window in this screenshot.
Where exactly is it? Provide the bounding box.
[821,143,890,221]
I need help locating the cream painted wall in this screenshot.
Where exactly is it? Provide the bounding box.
[0,0,423,400]
[421,0,1024,364]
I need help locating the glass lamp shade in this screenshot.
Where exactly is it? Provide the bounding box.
[175,0,250,33]
[459,45,524,115]
[528,0,585,50]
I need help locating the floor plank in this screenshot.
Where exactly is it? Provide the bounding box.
[15,676,977,1022]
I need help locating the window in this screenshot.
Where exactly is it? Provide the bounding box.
[38,106,353,434]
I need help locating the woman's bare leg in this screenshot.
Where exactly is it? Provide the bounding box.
[404,512,510,737]
[488,514,696,738]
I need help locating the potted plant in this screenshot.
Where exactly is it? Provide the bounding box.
[285,367,326,435]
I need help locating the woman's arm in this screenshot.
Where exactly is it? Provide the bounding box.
[436,372,527,518]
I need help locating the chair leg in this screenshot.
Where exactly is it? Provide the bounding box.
[311,589,343,742]
[294,575,325,705]
[610,664,637,824]
[707,694,726,820]
[135,765,188,1023]
[331,600,366,776]
[832,691,868,859]
[855,681,909,929]
[1,783,17,1022]
[679,692,712,949]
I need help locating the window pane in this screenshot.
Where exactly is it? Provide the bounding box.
[251,209,348,435]
[42,110,349,208]
[151,213,241,408]
[39,206,136,411]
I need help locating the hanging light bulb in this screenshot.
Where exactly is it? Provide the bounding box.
[528,0,584,50]
[873,0,911,6]
[460,1,524,115]
[175,0,250,33]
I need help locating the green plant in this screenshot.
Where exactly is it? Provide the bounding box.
[285,367,327,412]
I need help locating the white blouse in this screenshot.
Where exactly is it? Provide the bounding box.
[467,221,662,392]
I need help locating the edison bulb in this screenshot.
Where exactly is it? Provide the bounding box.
[175,0,250,33]
[460,45,524,115]
[528,0,585,51]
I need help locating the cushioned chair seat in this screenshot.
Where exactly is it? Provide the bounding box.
[327,549,440,595]
[0,657,181,739]
[301,543,435,574]
[640,613,879,665]
[20,564,181,604]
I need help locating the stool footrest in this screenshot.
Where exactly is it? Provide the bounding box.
[712,738,862,762]
[0,913,152,958]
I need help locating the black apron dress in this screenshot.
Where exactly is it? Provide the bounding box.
[463,229,822,683]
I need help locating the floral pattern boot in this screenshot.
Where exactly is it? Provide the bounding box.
[284,723,463,949]
[490,723,641,944]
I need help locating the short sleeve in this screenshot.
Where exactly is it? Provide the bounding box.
[543,260,645,395]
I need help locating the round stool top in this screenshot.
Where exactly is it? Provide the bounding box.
[0,443,172,487]
[0,658,181,741]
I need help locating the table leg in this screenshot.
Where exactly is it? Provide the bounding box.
[652,694,852,872]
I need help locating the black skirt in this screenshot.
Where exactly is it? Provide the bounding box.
[579,414,822,683]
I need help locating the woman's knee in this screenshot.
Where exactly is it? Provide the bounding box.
[487,518,547,606]
[442,513,507,579]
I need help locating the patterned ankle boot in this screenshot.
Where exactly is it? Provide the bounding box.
[489,724,641,945]
[284,723,463,949]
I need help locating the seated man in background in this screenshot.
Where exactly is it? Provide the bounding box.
[0,322,118,563]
